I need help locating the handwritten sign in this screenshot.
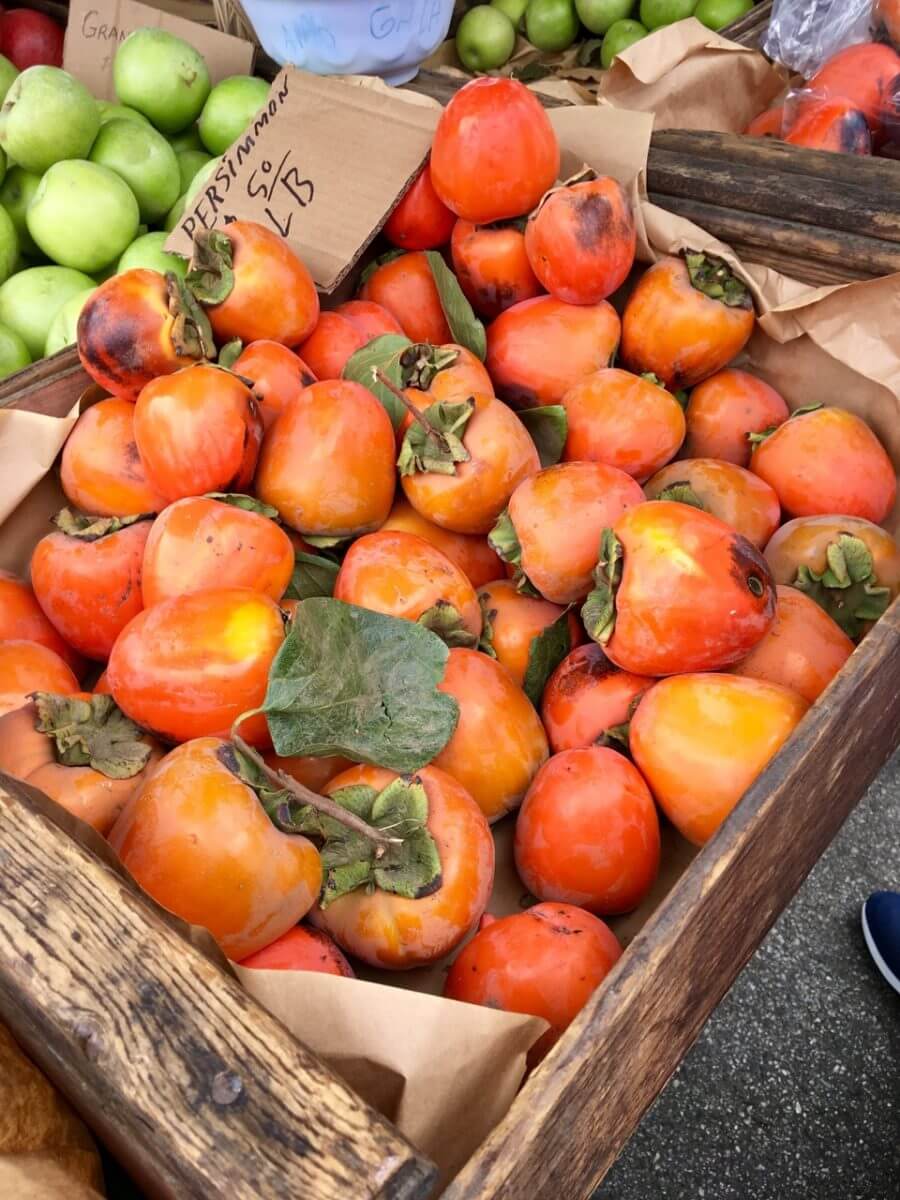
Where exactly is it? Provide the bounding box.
[63,0,255,100]
[165,69,441,293]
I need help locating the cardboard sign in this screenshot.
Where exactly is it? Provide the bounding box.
[63,0,255,100]
[165,70,441,293]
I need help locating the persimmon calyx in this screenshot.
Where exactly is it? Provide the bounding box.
[205,492,280,520]
[417,601,479,649]
[397,397,474,477]
[684,252,752,310]
[488,510,540,597]
[166,271,216,360]
[594,691,645,754]
[53,508,150,541]
[217,338,243,369]
[656,482,706,511]
[399,342,460,391]
[33,692,151,779]
[793,534,891,639]
[581,528,623,645]
[186,229,235,306]
[477,594,499,658]
[750,403,824,447]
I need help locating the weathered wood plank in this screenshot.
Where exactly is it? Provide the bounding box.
[444,596,900,1200]
[0,774,437,1200]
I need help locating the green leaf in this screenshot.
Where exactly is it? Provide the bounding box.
[33,693,151,780]
[303,534,351,550]
[186,229,235,305]
[205,493,280,519]
[262,598,459,773]
[656,482,706,511]
[423,250,486,361]
[581,529,623,645]
[522,612,573,707]
[418,601,479,648]
[218,338,243,369]
[397,398,473,477]
[285,551,340,601]
[488,510,540,597]
[518,406,568,468]
[343,333,413,430]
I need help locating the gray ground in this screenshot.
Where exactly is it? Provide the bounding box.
[599,750,900,1200]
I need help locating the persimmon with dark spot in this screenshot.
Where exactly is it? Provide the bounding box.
[451,219,542,320]
[60,397,167,518]
[232,341,317,432]
[541,642,651,754]
[785,98,871,155]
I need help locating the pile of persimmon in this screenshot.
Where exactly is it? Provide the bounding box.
[0,76,897,1063]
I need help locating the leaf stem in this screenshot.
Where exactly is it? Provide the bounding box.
[229,728,402,855]
[374,369,445,443]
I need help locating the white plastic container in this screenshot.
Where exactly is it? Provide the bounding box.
[242,0,455,85]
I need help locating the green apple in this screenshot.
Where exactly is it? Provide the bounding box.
[118,231,187,278]
[114,29,211,134]
[168,124,205,153]
[0,166,41,257]
[575,0,634,34]
[27,161,140,274]
[639,0,694,28]
[44,287,95,357]
[456,6,517,71]
[0,147,6,190]
[177,148,212,193]
[97,101,151,127]
[198,76,270,154]
[491,0,529,27]
[0,66,100,174]
[0,320,29,376]
[0,55,18,106]
[693,0,754,30]
[0,204,18,284]
[0,265,95,358]
[525,0,580,52]
[601,18,648,65]
[89,118,181,225]
[164,192,187,233]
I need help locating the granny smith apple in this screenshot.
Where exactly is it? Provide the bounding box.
[164,193,187,233]
[177,148,211,193]
[168,124,204,153]
[118,231,187,278]
[0,148,6,190]
[491,0,528,25]
[0,66,100,174]
[0,166,41,257]
[639,0,694,28]
[525,0,580,52]
[0,204,18,284]
[0,55,18,106]
[456,6,516,71]
[97,101,151,127]
[89,118,181,225]
[0,320,29,376]
[114,29,211,134]
[27,161,140,274]
[198,76,270,155]
[185,155,221,203]
[693,0,754,30]
[44,287,95,356]
[0,265,95,358]
[575,0,634,34]
[601,18,648,66]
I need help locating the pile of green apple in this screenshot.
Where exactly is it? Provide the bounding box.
[0,27,269,378]
[455,0,756,73]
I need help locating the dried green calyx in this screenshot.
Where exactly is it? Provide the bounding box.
[217,339,243,369]
[53,509,150,541]
[205,493,280,519]
[581,528,624,646]
[793,533,891,640]
[166,270,216,359]
[748,403,824,449]
[399,342,460,390]
[33,693,152,779]
[684,252,752,310]
[487,510,538,597]
[656,482,707,511]
[478,593,498,658]
[186,229,235,306]
[397,397,474,477]
[417,601,479,649]
[594,691,646,755]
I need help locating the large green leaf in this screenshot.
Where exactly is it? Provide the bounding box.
[522,612,573,707]
[342,333,412,429]
[518,406,568,468]
[263,598,459,772]
[284,551,340,601]
[424,251,486,361]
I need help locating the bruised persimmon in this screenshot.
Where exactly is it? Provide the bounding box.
[806,42,900,135]
[585,501,776,676]
[561,368,685,481]
[109,737,322,960]
[383,166,456,250]
[359,252,451,345]
[620,254,755,389]
[141,495,294,607]
[444,903,622,1064]
[433,647,549,822]
[491,462,645,605]
[749,406,896,524]
[0,641,79,717]
[683,367,789,466]
[379,496,503,588]
[733,586,853,703]
[134,365,263,503]
[0,693,162,834]
[77,268,205,401]
[333,299,404,341]
[644,458,781,549]
[312,763,494,969]
[524,176,636,306]
[486,295,620,408]
[255,380,395,538]
[515,747,660,915]
[0,570,83,674]
[630,674,808,846]
[238,925,355,976]
[60,397,167,518]
[451,219,542,321]
[334,531,482,646]
[429,78,560,224]
[746,106,785,138]
[785,98,871,155]
[478,578,582,689]
[764,516,900,639]
[399,390,539,536]
[107,588,284,746]
[31,511,152,661]
[189,221,319,346]
[296,312,365,381]
[232,341,317,432]
[541,643,651,754]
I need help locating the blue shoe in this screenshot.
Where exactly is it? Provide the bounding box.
[861,892,900,995]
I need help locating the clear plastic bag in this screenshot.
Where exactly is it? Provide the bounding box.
[762,0,874,78]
